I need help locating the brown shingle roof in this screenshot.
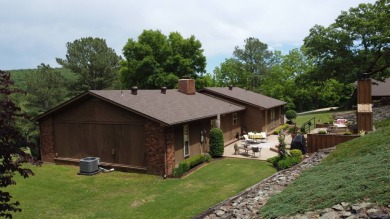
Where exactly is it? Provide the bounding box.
[89,89,245,125]
[202,87,286,109]
[372,79,390,97]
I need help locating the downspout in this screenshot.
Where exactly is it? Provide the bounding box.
[163,127,168,179]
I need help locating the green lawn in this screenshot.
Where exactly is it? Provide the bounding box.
[6,158,276,219]
[260,118,390,218]
[295,111,334,127]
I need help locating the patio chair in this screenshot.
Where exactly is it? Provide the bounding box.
[252,146,261,157]
[234,143,239,155]
[260,132,268,142]
[243,134,255,144]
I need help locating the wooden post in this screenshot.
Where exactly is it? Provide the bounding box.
[357,73,373,132]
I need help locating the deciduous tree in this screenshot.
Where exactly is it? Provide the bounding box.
[120,30,206,89]
[303,0,390,83]
[0,70,34,218]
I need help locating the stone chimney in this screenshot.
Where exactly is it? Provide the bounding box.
[131,86,138,95]
[178,79,195,95]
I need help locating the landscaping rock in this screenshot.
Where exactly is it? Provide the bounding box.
[333,204,345,211]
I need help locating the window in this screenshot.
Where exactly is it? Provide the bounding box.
[233,113,238,125]
[183,124,189,157]
[270,109,275,128]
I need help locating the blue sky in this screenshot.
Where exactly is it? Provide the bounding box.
[1,0,376,74]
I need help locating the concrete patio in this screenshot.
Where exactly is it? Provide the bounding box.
[223,134,293,161]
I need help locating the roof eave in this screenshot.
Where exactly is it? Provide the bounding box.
[169,107,246,125]
[201,88,287,109]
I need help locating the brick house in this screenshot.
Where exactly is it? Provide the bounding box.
[36,79,245,176]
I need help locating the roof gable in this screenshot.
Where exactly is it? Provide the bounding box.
[202,87,286,109]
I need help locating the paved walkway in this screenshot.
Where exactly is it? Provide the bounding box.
[223,134,293,161]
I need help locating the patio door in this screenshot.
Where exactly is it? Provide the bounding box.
[271,109,275,129]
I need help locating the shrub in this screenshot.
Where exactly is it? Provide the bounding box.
[273,124,290,135]
[267,156,282,166]
[318,130,327,134]
[343,131,352,135]
[204,153,212,162]
[289,149,302,158]
[173,162,190,176]
[173,154,212,177]
[209,128,224,157]
[285,110,297,123]
[278,135,287,158]
[277,156,302,170]
[288,126,299,134]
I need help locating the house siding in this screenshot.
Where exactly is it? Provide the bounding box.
[199,90,285,134]
[264,106,284,132]
[220,112,241,145]
[173,118,211,167]
[40,97,149,169]
[243,105,264,133]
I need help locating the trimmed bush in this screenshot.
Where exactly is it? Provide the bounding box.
[173,153,212,177]
[277,156,302,170]
[285,110,297,123]
[273,124,290,135]
[209,128,224,157]
[289,149,302,158]
[318,130,327,134]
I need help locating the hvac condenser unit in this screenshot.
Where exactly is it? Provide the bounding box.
[79,157,100,175]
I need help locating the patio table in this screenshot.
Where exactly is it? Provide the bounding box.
[248,133,265,142]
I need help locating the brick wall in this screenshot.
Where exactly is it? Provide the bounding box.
[144,120,175,176]
[40,117,55,162]
[178,79,195,95]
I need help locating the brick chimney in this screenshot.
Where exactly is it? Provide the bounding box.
[178,79,195,95]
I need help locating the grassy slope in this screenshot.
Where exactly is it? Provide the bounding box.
[260,118,390,218]
[7,158,276,219]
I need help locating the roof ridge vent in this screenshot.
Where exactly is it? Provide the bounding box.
[131,86,138,95]
[161,87,167,94]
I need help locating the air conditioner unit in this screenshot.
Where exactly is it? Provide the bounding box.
[79,157,100,175]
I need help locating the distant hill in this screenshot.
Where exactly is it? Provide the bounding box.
[8,68,77,89]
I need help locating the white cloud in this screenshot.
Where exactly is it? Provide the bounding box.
[0,0,377,72]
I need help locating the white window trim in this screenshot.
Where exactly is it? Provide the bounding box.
[183,124,190,157]
[233,113,238,125]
